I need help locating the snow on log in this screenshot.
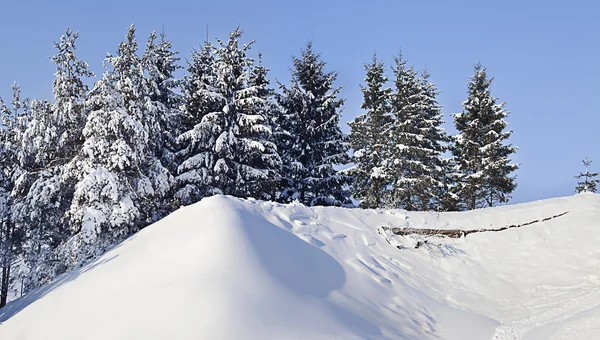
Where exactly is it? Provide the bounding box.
[380,211,569,239]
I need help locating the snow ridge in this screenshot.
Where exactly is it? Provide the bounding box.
[2,194,600,340]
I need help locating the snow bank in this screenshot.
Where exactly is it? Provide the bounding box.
[1,194,599,339]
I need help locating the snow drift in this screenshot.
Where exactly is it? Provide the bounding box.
[1,194,599,339]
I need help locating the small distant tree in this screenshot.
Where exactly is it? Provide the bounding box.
[575,156,599,193]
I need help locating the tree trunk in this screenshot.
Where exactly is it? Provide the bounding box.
[0,219,13,309]
[0,265,10,308]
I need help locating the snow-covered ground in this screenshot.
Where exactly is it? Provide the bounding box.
[1,193,599,339]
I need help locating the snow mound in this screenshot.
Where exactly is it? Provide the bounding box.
[1,194,600,339]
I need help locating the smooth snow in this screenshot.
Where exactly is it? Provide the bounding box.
[1,193,599,339]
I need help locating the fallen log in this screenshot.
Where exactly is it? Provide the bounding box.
[380,211,569,239]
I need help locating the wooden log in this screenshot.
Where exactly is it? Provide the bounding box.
[381,211,569,239]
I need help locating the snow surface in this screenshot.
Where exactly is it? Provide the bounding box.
[1,193,600,339]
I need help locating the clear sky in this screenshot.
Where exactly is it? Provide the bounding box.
[0,0,598,205]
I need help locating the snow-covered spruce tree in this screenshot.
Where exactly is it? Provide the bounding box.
[387,55,447,211]
[177,28,280,201]
[44,28,95,164]
[143,30,182,158]
[278,43,351,206]
[244,52,284,199]
[0,84,30,307]
[348,54,393,209]
[452,63,518,209]
[175,40,219,205]
[575,156,599,193]
[141,30,182,218]
[66,25,156,267]
[14,99,66,292]
[416,69,451,210]
[15,29,95,291]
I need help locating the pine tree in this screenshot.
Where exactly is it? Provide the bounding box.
[67,25,151,266]
[14,99,66,292]
[278,43,351,206]
[16,29,94,290]
[416,69,451,210]
[244,53,283,199]
[48,28,95,163]
[387,55,420,210]
[141,30,181,219]
[453,63,518,209]
[142,29,182,159]
[348,54,393,209]
[181,28,280,199]
[175,40,219,204]
[575,156,599,193]
[0,84,30,307]
[388,55,447,211]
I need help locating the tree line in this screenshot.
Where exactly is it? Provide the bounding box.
[0,26,517,306]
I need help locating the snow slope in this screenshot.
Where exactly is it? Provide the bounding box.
[1,193,599,339]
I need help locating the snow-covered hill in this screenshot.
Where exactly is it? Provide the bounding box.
[1,194,599,339]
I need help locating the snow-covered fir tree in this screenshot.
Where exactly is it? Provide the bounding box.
[175,40,219,204]
[348,54,393,209]
[244,52,284,199]
[141,30,181,218]
[44,29,95,164]
[14,99,67,292]
[177,28,280,204]
[416,69,451,210]
[142,30,182,159]
[15,29,94,291]
[575,156,599,193]
[67,25,155,266]
[387,55,448,211]
[0,84,31,307]
[278,43,351,206]
[177,28,280,201]
[452,63,518,209]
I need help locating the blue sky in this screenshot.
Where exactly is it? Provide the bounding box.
[0,0,598,204]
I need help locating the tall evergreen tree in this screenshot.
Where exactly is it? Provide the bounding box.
[142,30,182,158]
[388,55,448,211]
[416,69,451,210]
[175,40,219,204]
[141,30,181,219]
[349,54,393,209]
[16,29,94,290]
[0,84,30,307]
[387,55,421,210]
[48,28,95,163]
[278,43,351,206]
[177,28,280,202]
[453,63,518,209]
[67,25,152,266]
[244,53,283,199]
[575,156,599,193]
